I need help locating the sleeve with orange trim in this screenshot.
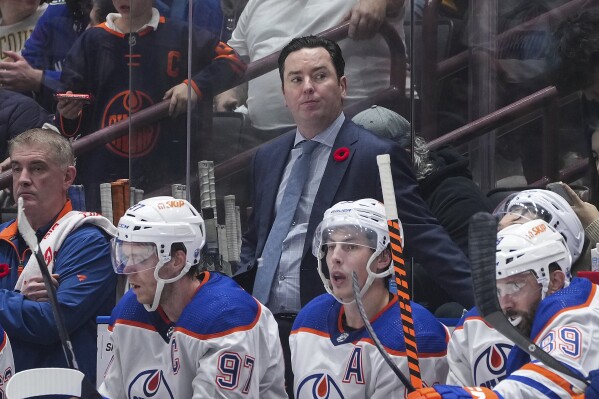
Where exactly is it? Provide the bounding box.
[407,386,500,399]
[187,25,247,99]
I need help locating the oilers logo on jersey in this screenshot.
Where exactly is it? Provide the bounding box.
[473,343,512,388]
[296,371,346,399]
[127,369,174,399]
[101,90,160,158]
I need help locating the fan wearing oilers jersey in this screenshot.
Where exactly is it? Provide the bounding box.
[289,199,449,399]
[447,189,585,388]
[99,196,287,399]
[409,218,599,399]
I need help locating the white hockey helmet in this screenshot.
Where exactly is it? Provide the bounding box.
[496,219,572,301]
[493,189,584,262]
[312,198,394,304]
[111,196,206,311]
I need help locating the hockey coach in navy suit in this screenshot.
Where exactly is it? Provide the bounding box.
[235,35,472,396]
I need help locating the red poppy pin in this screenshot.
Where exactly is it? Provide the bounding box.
[333,147,350,162]
[0,264,9,279]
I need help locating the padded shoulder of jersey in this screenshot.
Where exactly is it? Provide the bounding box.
[531,277,595,339]
[294,293,448,355]
[175,272,261,338]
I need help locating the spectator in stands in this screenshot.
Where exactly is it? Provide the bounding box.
[56,0,245,211]
[0,0,112,111]
[353,106,491,313]
[352,105,491,256]
[0,128,117,381]
[0,89,52,166]
[0,0,47,56]
[154,0,231,41]
[236,35,474,397]
[100,196,286,398]
[89,0,115,26]
[554,7,599,191]
[560,182,599,262]
[214,0,405,142]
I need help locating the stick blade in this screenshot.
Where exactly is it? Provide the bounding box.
[469,212,500,317]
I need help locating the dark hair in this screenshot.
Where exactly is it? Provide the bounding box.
[65,0,93,31]
[553,8,599,94]
[277,35,345,84]
[91,0,116,24]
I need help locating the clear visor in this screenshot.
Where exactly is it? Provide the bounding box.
[496,270,540,298]
[312,221,378,258]
[494,198,552,230]
[111,238,158,274]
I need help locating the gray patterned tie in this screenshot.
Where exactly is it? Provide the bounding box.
[253,140,319,304]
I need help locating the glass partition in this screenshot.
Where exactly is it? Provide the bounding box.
[3,0,597,285]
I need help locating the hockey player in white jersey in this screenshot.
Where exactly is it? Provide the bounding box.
[99,196,287,399]
[290,199,449,399]
[0,322,13,396]
[408,217,599,399]
[447,189,584,387]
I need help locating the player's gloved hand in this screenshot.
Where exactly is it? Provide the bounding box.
[407,386,498,399]
[585,370,599,399]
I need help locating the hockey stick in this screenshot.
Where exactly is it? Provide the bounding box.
[376,154,423,389]
[352,272,415,392]
[468,211,589,387]
[17,198,103,399]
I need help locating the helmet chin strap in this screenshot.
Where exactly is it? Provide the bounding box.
[143,259,193,312]
[319,250,385,305]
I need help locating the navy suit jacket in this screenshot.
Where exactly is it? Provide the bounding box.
[237,119,474,308]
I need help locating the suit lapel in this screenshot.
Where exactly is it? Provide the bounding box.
[305,121,359,251]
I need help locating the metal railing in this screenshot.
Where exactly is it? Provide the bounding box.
[0,20,407,190]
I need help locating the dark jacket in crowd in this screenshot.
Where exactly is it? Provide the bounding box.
[418,146,492,255]
[0,89,53,157]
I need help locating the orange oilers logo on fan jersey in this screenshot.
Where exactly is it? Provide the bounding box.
[102,90,160,158]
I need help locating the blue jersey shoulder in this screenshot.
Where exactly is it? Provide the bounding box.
[293,294,447,354]
[176,273,260,336]
[375,300,448,354]
[455,306,480,328]
[292,293,338,333]
[531,277,593,338]
[110,290,152,327]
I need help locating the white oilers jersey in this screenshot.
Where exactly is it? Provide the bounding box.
[0,329,14,397]
[98,272,287,399]
[493,278,599,398]
[290,294,449,399]
[447,307,513,388]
